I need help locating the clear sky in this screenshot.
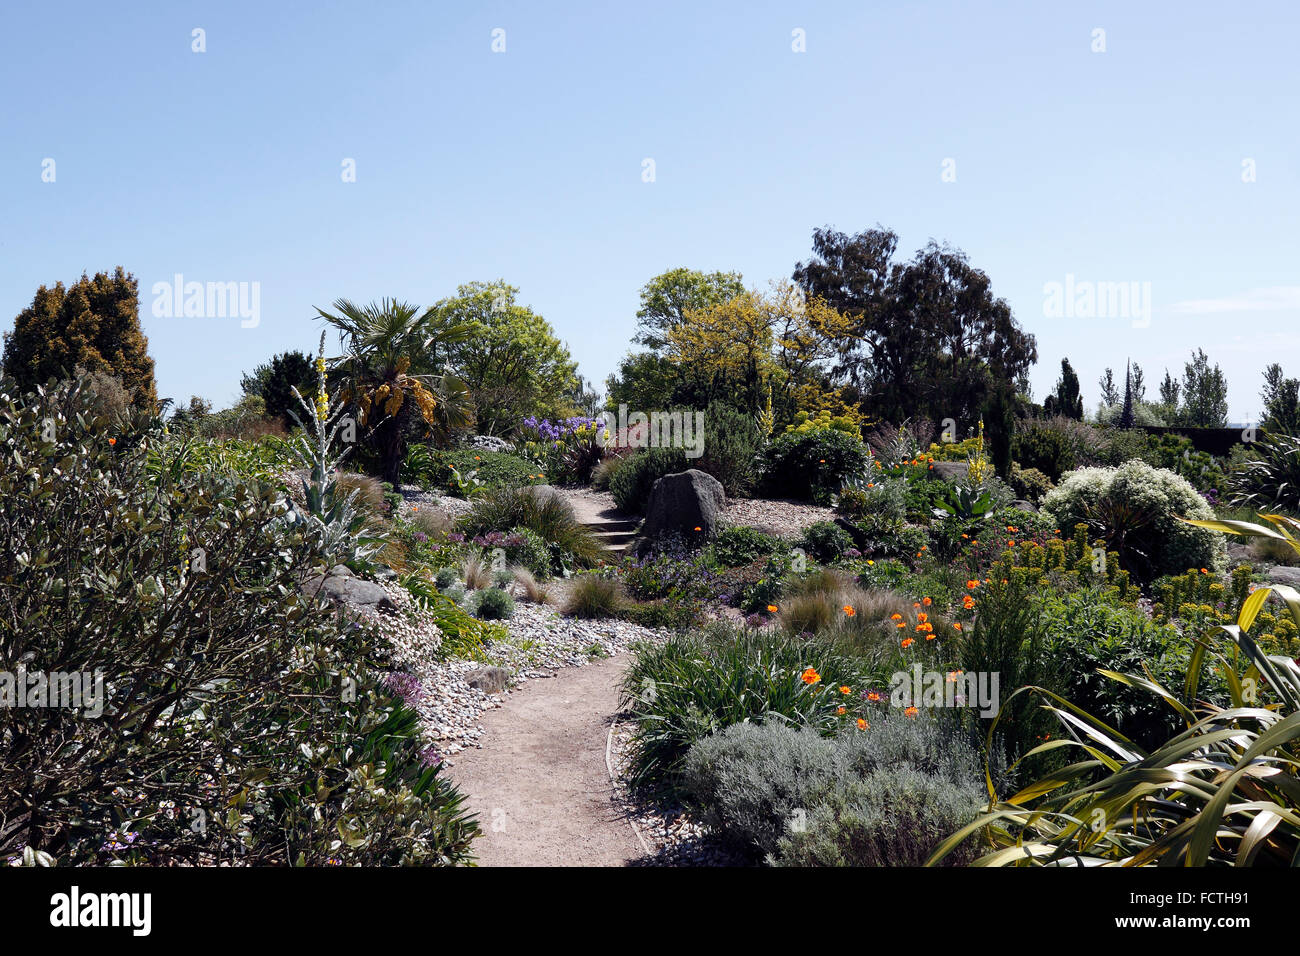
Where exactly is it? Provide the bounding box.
[2,0,1296,422]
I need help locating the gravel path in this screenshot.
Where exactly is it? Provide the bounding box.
[446,654,646,867]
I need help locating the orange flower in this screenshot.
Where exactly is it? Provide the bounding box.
[767,604,778,613]
[108,437,117,446]
[904,705,919,718]
[836,706,846,716]
[922,596,932,606]
[694,526,702,531]
[856,718,868,730]
[896,622,906,629]
[839,685,851,695]
[962,595,976,610]
[890,613,902,620]
[867,691,883,702]
[1200,568,1208,574]
[1007,540,1016,547]
[966,579,980,589]
[867,482,875,488]
[800,667,821,685]
[842,605,856,617]
[916,612,928,623]
[953,622,962,631]
[474,455,481,460]
[901,637,915,648]
[913,602,921,609]
[819,458,826,463]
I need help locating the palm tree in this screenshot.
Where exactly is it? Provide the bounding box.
[315,298,474,485]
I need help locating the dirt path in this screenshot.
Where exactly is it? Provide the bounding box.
[446,654,645,867]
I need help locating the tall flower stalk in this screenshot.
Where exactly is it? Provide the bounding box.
[285,332,384,565]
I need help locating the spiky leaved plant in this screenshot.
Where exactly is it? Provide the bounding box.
[285,332,385,565]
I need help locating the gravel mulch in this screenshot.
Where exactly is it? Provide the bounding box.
[366,581,665,759]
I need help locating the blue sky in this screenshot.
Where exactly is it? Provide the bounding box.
[2,0,1296,422]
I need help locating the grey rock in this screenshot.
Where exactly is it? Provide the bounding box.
[1010,499,1039,513]
[329,564,354,578]
[303,572,397,612]
[1266,565,1300,589]
[931,461,967,482]
[465,666,513,695]
[638,469,726,548]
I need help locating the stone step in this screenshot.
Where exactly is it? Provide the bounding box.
[584,519,639,533]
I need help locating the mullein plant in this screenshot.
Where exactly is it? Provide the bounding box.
[284,332,386,566]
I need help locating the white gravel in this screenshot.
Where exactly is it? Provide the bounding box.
[363,582,665,759]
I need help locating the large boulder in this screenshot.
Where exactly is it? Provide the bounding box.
[465,666,512,695]
[931,461,967,482]
[638,469,725,550]
[302,568,397,614]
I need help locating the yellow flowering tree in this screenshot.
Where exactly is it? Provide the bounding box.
[666,281,862,430]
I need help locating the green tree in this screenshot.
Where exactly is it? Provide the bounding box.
[1261,363,1300,435]
[1098,368,1120,407]
[604,351,677,412]
[1042,358,1084,419]
[315,298,473,485]
[2,267,156,406]
[1179,348,1229,427]
[240,350,315,428]
[792,227,1036,426]
[431,281,579,436]
[634,267,745,350]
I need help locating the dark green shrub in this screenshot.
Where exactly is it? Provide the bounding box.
[711,526,782,567]
[1009,463,1054,503]
[504,525,554,577]
[1012,421,1077,482]
[434,567,459,590]
[472,586,515,620]
[697,401,764,497]
[801,520,853,563]
[0,379,478,865]
[609,447,688,513]
[760,430,871,504]
[436,449,541,492]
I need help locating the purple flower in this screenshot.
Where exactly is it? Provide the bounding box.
[418,746,443,769]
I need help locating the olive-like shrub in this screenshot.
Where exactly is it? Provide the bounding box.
[0,379,478,865]
[1041,459,1226,580]
[760,430,871,504]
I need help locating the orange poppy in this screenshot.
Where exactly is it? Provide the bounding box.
[901,637,915,648]
[842,605,856,617]
[800,667,821,685]
[904,705,919,718]
[767,604,778,613]
[857,718,868,730]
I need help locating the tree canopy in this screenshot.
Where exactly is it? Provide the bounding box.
[3,267,156,407]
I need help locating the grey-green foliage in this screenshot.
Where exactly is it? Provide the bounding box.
[472,586,515,620]
[1041,459,1227,579]
[774,767,984,866]
[682,712,988,864]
